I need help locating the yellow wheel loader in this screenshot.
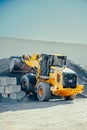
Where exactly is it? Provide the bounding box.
[9,53,84,101]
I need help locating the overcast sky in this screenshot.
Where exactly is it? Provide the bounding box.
[0,0,87,44]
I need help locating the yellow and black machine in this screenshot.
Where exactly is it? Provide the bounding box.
[9,53,84,101]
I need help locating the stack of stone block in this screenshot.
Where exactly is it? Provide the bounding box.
[0,76,26,101]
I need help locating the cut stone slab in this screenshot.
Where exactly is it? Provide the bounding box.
[0,77,8,86]
[0,77,17,86]
[2,93,9,98]
[0,86,5,93]
[10,91,26,100]
[5,85,21,94]
[7,77,17,85]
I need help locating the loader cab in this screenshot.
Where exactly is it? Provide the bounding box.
[40,54,51,76]
[40,54,67,77]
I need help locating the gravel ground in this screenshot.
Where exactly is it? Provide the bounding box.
[0,97,87,130]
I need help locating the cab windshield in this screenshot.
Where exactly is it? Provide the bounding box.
[52,56,66,67]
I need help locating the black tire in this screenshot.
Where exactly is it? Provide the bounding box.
[21,73,37,94]
[37,82,51,101]
[64,95,76,100]
[9,57,21,72]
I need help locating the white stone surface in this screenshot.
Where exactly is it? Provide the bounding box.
[2,93,9,98]
[6,77,17,85]
[0,77,17,86]
[0,86,5,93]
[5,85,21,94]
[0,77,8,86]
[10,91,26,100]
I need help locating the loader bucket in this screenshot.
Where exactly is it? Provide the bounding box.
[9,56,23,72]
[9,56,36,73]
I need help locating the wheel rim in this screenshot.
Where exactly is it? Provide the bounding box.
[22,80,27,89]
[39,87,43,97]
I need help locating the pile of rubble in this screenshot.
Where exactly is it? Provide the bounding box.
[0,76,26,101]
[67,59,87,96]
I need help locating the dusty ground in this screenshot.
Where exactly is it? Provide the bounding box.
[0,97,87,130]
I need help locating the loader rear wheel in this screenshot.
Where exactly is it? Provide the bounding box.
[21,73,37,94]
[64,95,76,100]
[37,82,51,101]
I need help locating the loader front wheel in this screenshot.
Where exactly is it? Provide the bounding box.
[21,73,37,94]
[37,82,51,101]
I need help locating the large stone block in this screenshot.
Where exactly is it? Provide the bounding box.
[0,77,17,86]
[10,91,26,100]
[5,85,21,94]
[0,86,5,93]
[7,77,17,85]
[0,77,7,86]
[2,93,9,98]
